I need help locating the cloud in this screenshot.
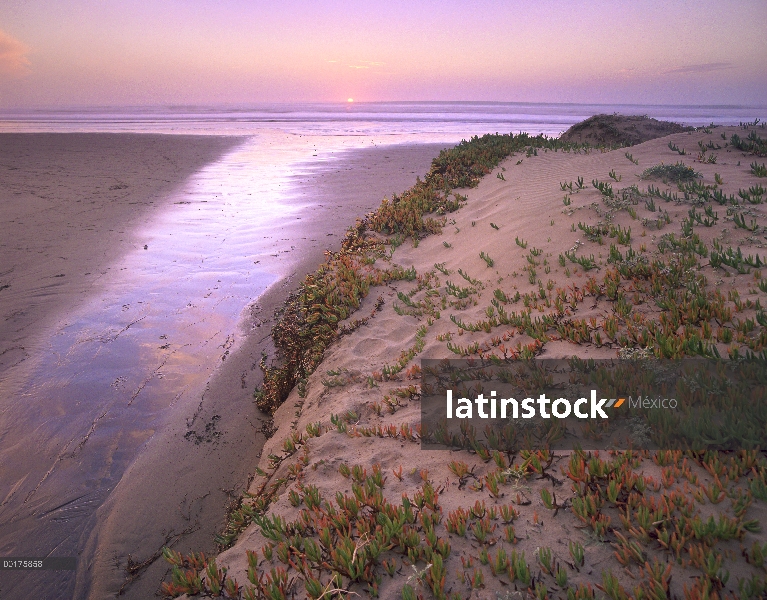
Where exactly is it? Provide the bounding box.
[0,30,30,76]
[348,61,386,70]
[663,62,732,75]
[616,67,639,78]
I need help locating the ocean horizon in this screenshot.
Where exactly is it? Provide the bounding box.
[1,101,764,138]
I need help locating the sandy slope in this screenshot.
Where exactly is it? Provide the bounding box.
[210,124,767,599]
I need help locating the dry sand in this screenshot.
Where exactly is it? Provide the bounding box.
[210,123,767,599]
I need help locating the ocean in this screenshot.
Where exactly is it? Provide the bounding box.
[1,101,763,137]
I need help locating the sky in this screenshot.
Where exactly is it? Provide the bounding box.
[0,0,765,108]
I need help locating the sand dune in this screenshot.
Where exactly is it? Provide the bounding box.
[203,121,767,599]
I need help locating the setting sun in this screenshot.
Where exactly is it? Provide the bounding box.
[347,98,354,103]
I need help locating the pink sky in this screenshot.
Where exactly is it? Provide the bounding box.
[0,0,765,108]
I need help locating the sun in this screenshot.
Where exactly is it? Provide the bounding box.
[347,98,354,103]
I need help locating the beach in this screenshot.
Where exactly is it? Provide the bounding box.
[0,132,449,599]
[194,119,767,599]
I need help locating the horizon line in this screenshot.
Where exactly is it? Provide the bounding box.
[1,100,766,112]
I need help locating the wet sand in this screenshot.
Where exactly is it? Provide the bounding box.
[0,134,448,599]
[0,133,245,372]
[0,133,243,599]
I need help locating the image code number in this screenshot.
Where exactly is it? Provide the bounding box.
[1,558,76,570]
